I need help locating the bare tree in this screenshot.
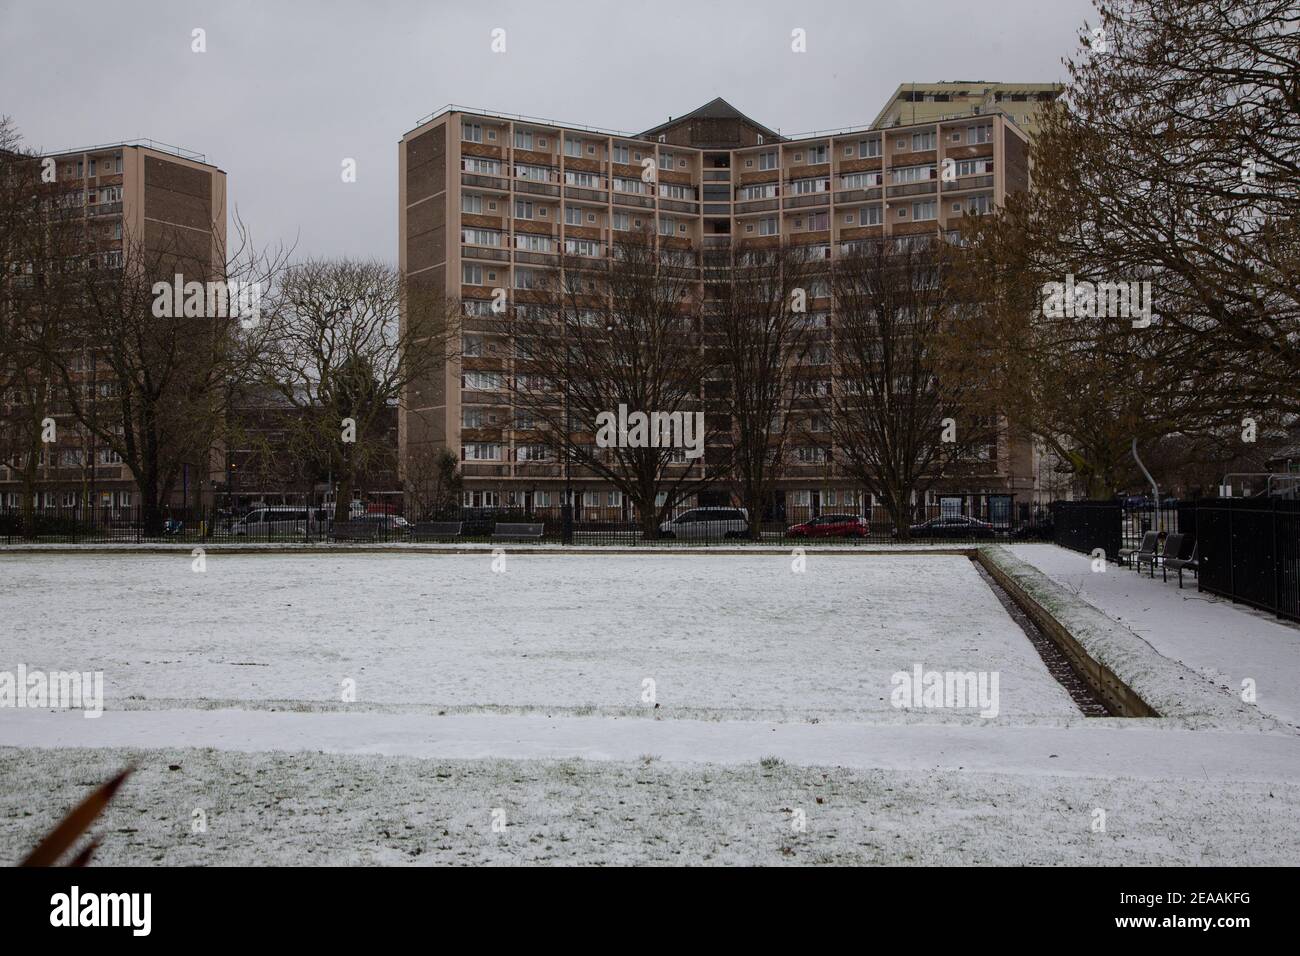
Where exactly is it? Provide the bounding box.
[405,445,463,521]
[0,119,100,535]
[255,259,458,524]
[510,229,726,538]
[829,239,1001,536]
[705,240,819,538]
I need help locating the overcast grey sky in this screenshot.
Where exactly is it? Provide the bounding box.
[1,0,1098,261]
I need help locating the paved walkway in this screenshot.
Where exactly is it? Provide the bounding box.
[1010,544,1300,729]
[5,708,1300,783]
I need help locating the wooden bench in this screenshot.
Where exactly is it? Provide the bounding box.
[491,521,545,542]
[411,521,463,539]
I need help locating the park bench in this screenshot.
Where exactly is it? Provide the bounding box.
[1163,538,1198,587]
[491,521,545,542]
[1119,530,1157,568]
[412,521,463,540]
[330,520,380,542]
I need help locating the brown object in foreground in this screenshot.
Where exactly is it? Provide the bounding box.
[19,767,132,867]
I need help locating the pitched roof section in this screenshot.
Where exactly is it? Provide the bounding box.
[640,97,783,144]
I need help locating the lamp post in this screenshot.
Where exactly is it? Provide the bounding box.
[562,323,573,545]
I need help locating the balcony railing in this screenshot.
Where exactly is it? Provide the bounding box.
[462,173,509,190]
[515,180,560,197]
[885,181,938,198]
[612,192,654,208]
[941,174,995,192]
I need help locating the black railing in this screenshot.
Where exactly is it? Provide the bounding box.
[1051,501,1122,560]
[1,501,1040,547]
[1197,498,1300,622]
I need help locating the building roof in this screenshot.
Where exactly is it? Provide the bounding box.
[639,97,783,143]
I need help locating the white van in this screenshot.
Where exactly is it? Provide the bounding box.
[659,507,750,540]
[233,507,330,537]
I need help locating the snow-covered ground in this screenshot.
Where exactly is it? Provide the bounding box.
[1010,544,1300,729]
[2,549,1298,865]
[0,552,1076,721]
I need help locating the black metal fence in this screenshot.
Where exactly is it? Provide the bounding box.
[1051,501,1122,560]
[1196,498,1300,623]
[0,500,1053,547]
[1053,497,1300,623]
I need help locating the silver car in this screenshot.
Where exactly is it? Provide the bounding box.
[659,507,750,540]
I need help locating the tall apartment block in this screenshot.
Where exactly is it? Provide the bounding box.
[0,140,227,513]
[399,97,1035,522]
[871,82,1063,137]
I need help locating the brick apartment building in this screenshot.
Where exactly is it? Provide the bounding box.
[871,81,1063,137]
[0,140,227,514]
[398,95,1040,524]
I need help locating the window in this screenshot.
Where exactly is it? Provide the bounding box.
[613,177,646,194]
[516,164,552,182]
[463,157,501,175]
[796,446,830,463]
[514,130,533,151]
[565,206,584,226]
[912,199,937,221]
[514,268,539,289]
[738,183,778,200]
[806,145,828,164]
[565,138,583,158]
[840,171,882,190]
[462,228,501,246]
[565,170,601,188]
[462,406,485,427]
[858,204,883,226]
[658,183,692,200]
[658,217,675,237]
[911,131,936,151]
[514,200,534,220]
[807,212,829,231]
[98,448,122,465]
[463,299,495,316]
[970,125,993,144]
[565,238,602,257]
[517,444,551,461]
[515,233,553,252]
[461,194,483,214]
[462,443,502,461]
[954,158,994,177]
[613,145,630,164]
[858,138,882,158]
[462,122,483,143]
[462,263,484,285]
[758,151,778,171]
[462,371,503,391]
[461,335,483,357]
[758,217,778,236]
[658,151,675,170]
[890,165,936,184]
[612,211,630,231]
[790,177,829,195]
[965,194,992,215]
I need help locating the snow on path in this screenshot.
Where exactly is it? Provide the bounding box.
[6,707,1300,783]
[1010,544,1300,728]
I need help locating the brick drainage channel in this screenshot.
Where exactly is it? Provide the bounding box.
[972,559,1112,717]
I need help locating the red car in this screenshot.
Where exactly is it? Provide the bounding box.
[786,513,869,538]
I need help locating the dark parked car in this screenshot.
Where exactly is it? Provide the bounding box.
[902,515,996,539]
[786,514,869,538]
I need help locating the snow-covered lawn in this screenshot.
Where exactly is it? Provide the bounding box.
[0,552,1076,721]
[3,746,1297,866]
[4,549,1299,865]
[1010,544,1300,729]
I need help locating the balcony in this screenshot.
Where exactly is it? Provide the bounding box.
[515,180,560,197]
[941,174,995,192]
[734,198,779,214]
[564,185,609,203]
[885,180,938,198]
[832,187,882,204]
[462,172,509,191]
[86,201,122,217]
[462,244,509,262]
[660,198,699,214]
[612,191,654,208]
